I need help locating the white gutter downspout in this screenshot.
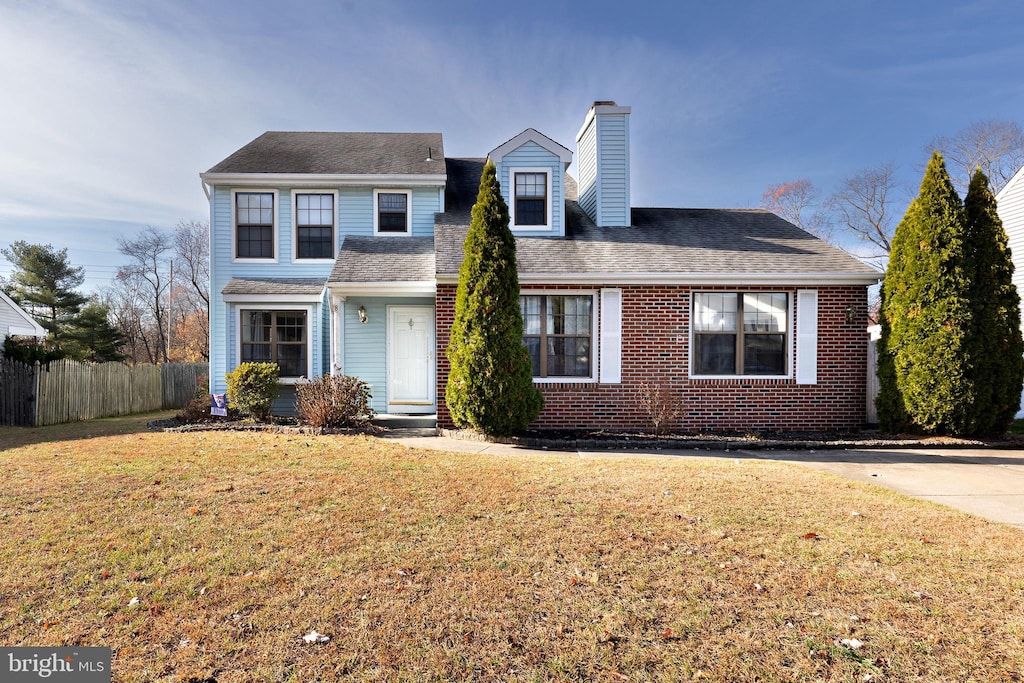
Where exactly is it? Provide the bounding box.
[200,178,210,201]
[331,293,345,375]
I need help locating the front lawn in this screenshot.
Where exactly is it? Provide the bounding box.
[1,415,1022,681]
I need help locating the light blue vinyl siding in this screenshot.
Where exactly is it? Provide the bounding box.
[341,297,434,414]
[208,182,443,394]
[496,141,565,237]
[576,111,631,227]
[597,114,630,227]
[339,186,441,237]
[577,120,598,222]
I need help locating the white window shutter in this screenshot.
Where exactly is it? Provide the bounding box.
[795,289,818,385]
[600,288,622,383]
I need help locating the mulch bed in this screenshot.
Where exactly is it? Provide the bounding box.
[151,416,1024,450]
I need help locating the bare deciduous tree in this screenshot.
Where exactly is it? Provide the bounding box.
[97,283,159,364]
[826,161,904,268]
[117,226,173,363]
[929,119,1024,195]
[172,220,210,360]
[760,179,833,241]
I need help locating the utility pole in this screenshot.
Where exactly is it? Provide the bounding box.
[166,258,174,362]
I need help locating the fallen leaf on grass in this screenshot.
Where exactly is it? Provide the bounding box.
[801,532,820,540]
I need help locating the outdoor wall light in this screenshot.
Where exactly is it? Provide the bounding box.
[845,305,857,324]
[358,306,368,324]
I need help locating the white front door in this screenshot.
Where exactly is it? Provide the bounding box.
[387,305,435,414]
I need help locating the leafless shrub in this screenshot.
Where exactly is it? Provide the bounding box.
[295,374,374,432]
[637,382,681,435]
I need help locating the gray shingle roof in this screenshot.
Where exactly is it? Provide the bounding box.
[435,159,878,278]
[328,236,435,283]
[222,278,325,296]
[206,132,446,176]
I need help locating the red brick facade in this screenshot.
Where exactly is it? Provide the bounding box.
[436,283,869,432]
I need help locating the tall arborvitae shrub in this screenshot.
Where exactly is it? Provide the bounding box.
[445,160,543,436]
[964,168,1024,434]
[877,152,973,434]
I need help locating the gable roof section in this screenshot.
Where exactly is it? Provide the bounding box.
[204,132,446,177]
[435,160,880,285]
[0,290,47,337]
[488,128,573,164]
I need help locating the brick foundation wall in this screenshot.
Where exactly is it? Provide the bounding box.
[436,283,869,432]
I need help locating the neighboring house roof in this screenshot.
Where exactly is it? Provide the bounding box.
[434,159,880,285]
[0,290,47,337]
[328,236,435,284]
[221,278,325,301]
[996,163,1024,202]
[204,132,446,176]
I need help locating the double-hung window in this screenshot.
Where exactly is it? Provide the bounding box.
[693,293,788,376]
[374,189,411,234]
[295,193,334,259]
[235,192,275,259]
[521,294,593,378]
[240,310,307,378]
[513,171,548,227]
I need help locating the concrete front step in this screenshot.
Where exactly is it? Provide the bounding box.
[371,413,438,430]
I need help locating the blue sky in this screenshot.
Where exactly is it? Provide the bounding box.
[1,0,1023,290]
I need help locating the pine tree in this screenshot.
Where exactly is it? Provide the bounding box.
[63,302,127,362]
[1,241,87,338]
[963,168,1024,434]
[445,161,543,435]
[877,152,974,434]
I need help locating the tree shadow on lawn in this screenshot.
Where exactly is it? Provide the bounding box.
[0,410,175,451]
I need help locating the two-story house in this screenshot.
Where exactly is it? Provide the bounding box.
[201,102,880,431]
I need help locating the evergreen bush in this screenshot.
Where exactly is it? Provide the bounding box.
[225,362,280,422]
[878,155,1024,436]
[445,160,543,436]
[963,169,1024,434]
[877,152,973,434]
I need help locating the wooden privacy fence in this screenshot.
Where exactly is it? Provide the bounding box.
[0,359,206,427]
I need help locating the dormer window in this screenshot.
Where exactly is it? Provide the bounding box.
[515,172,547,225]
[509,168,552,230]
[374,189,412,235]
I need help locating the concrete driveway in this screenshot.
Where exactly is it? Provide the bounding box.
[742,447,1024,530]
[386,432,1024,530]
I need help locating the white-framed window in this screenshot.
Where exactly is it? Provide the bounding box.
[520,292,595,381]
[691,292,790,377]
[510,168,552,230]
[373,189,412,235]
[238,307,311,381]
[293,191,337,261]
[233,190,278,261]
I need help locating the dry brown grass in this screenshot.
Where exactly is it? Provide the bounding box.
[1,413,1023,682]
